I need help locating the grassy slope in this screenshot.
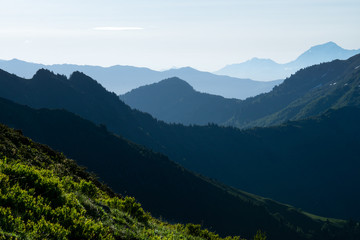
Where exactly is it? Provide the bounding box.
[0,123,243,240]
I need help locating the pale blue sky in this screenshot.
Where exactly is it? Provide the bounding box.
[1,0,359,71]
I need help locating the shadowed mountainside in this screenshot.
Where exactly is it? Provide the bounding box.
[0,67,360,221]
[120,77,240,125]
[228,53,360,128]
[0,122,247,240]
[2,97,358,239]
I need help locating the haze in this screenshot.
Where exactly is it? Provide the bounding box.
[1,0,359,71]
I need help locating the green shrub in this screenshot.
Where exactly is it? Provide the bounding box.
[253,230,266,240]
[79,180,98,198]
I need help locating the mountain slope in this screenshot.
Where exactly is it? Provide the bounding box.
[228,53,360,128]
[1,97,357,240]
[215,42,360,81]
[0,122,246,240]
[0,59,280,99]
[1,68,360,221]
[120,77,239,125]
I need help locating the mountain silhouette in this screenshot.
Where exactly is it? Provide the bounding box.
[120,77,239,125]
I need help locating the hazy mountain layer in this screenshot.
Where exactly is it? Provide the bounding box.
[215,42,360,81]
[0,59,280,99]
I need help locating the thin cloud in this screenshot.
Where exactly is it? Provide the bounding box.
[93,27,144,31]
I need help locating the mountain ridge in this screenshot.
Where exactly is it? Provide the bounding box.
[0,59,280,99]
[120,77,239,125]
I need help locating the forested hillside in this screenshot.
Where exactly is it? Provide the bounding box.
[2,98,358,239]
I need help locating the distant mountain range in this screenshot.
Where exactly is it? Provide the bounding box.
[0,59,280,99]
[1,65,360,221]
[215,42,360,81]
[4,97,359,240]
[121,54,360,128]
[2,42,355,100]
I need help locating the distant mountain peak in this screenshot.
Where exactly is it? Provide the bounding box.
[317,41,338,47]
[291,41,358,66]
[70,71,92,80]
[247,57,278,64]
[306,41,342,53]
[169,66,198,73]
[156,77,194,91]
[10,58,23,62]
[324,41,338,46]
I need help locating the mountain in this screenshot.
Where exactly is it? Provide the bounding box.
[0,59,281,99]
[0,122,246,240]
[289,41,360,68]
[121,54,360,127]
[2,98,358,240]
[1,68,360,221]
[120,77,239,125]
[216,57,289,82]
[215,42,360,81]
[227,53,360,128]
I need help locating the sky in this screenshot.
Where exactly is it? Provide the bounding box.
[0,0,359,71]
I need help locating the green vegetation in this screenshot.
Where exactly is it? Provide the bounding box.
[0,124,245,239]
[253,230,267,240]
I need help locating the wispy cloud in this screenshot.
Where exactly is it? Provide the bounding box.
[93,27,144,31]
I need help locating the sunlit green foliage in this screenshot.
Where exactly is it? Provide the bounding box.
[0,124,247,240]
[0,158,113,239]
[0,157,247,240]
